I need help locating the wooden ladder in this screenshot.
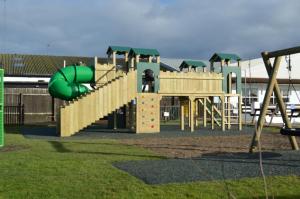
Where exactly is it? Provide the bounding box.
[199,98,225,127]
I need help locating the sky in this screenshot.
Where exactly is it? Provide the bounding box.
[0,0,300,60]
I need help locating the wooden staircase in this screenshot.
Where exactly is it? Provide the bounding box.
[59,71,137,137]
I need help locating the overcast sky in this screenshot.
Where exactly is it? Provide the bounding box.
[0,0,299,60]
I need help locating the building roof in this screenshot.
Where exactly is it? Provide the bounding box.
[179,60,207,69]
[129,48,160,57]
[238,53,300,80]
[0,54,97,77]
[106,46,131,55]
[209,53,241,62]
[0,53,176,77]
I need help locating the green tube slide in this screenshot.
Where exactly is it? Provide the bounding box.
[48,65,95,101]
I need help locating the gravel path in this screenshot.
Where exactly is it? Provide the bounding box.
[120,131,299,158]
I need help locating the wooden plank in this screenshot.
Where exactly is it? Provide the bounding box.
[228,96,231,130]
[99,88,104,118]
[211,98,214,130]
[181,102,185,131]
[195,99,198,127]
[250,56,283,152]
[267,46,300,58]
[221,96,225,131]
[190,97,195,132]
[251,53,298,151]
[239,95,242,130]
[203,98,207,127]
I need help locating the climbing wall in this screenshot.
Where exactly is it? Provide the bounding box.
[136,93,160,133]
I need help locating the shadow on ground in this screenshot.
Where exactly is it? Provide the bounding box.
[20,123,254,140]
[48,141,164,159]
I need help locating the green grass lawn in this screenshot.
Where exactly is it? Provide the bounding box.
[0,126,300,199]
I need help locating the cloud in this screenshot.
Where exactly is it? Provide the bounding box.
[0,0,300,59]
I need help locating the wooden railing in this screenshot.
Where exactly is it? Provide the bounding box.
[59,71,137,137]
[158,71,223,94]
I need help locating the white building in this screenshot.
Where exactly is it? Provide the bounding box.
[161,54,300,124]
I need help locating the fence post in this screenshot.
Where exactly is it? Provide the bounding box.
[21,104,25,125]
[51,96,55,122]
[18,93,22,125]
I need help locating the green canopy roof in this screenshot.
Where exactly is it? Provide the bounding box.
[106,46,131,55]
[209,53,241,62]
[129,48,160,57]
[179,60,207,69]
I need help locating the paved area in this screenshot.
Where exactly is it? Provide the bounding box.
[114,151,300,184]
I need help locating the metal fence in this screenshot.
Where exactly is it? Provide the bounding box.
[160,105,180,120]
[4,87,62,124]
[4,105,24,125]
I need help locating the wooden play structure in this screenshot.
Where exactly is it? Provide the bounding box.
[250,46,300,152]
[50,46,243,137]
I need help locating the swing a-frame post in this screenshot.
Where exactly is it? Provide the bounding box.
[249,46,300,152]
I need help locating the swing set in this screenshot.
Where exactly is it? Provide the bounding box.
[250,46,300,152]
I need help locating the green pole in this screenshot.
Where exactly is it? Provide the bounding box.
[0,69,4,147]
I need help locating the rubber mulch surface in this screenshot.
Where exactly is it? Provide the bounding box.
[22,124,252,140]
[114,151,300,184]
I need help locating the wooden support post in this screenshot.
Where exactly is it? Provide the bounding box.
[112,51,117,129]
[181,102,185,131]
[211,98,214,130]
[228,96,231,130]
[129,100,135,130]
[195,99,199,127]
[239,95,242,130]
[125,52,129,72]
[136,55,140,64]
[203,98,207,127]
[190,97,195,132]
[113,111,117,130]
[221,96,225,131]
[51,96,55,122]
[250,54,299,152]
[221,60,224,68]
[157,56,160,64]
[228,73,232,93]
[188,99,191,127]
[112,51,116,66]
[130,57,135,71]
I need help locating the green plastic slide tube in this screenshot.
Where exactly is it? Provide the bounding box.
[48,65,95,101]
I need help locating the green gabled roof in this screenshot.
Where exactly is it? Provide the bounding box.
[179,60,207,69]
[129,48,160,57]
[106,46,131,55]
[209,53,241,62]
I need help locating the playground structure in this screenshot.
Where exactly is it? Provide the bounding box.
[250,46,300,152]
[48,46,243,137]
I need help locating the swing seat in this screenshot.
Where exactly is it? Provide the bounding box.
[280,127,300,136]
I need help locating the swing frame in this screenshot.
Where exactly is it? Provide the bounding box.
[249,46,300,152]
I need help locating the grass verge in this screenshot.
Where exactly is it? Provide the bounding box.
[0,126,300,199]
